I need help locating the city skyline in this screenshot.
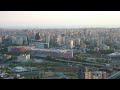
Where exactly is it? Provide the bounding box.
[1,24,120,79]
[0,11,120,28]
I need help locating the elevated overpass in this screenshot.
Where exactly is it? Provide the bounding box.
[107,71,120,79]
[56,58,105,67]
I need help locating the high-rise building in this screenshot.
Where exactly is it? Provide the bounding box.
[96,40,100,47]
[11,36,17,45]
[0,37,2,44]
[75,38,81,46]
[50,34,57,46]
[76,65,91,79]
[69,39,74,49]
[85,71,91,79]
[16,37,23,45]
[84,29,87,36]
[56,34,62,46]
[45,34,50,43]
[84,67,91,79]
[61,34,66,45]
[102,71,107,79]
[61,36,65,45]
[35,33,41,40]
[3,36,12,46]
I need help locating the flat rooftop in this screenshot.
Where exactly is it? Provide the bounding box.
[31,48,72,53]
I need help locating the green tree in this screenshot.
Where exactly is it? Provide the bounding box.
[76,54,82,61]
[77,54,81,59]
[100,49,114,54]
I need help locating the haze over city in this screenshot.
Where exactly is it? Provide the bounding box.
[0,11,120,29]
[1,11,120,79]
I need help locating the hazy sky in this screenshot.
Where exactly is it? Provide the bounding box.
[0,11,120,28]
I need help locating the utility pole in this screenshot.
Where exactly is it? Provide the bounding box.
[39,72,40,79]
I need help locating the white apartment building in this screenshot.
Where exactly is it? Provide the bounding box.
[69,39,74,49]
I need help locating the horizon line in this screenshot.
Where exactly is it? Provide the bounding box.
[1,27,120,29]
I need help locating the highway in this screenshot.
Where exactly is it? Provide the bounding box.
[55,58,105,67]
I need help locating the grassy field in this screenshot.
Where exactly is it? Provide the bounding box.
[9,60,66,68]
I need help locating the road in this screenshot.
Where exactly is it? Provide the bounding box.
[14,70,40,75]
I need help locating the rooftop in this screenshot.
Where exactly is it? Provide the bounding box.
[31,48,72,53]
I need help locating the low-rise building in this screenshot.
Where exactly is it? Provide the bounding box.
[11,66,27,72]
[2,54,11,60]
[17,54,30,62]
[107,52,120,62]
[29,40,49,49]
[91,71,107,79]
[30,48,73,58]
[8,46,34,53]
[100,44,110,50]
